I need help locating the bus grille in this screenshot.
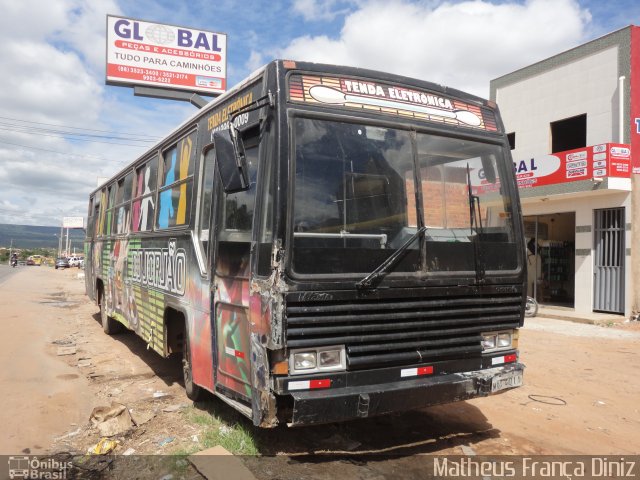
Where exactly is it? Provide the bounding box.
[285,292,523,370]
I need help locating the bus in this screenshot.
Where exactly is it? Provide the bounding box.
[85,60,526,427]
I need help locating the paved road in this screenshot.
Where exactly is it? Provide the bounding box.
[0,263,18,285]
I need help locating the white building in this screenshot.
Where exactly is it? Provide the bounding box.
[491,26,640,317]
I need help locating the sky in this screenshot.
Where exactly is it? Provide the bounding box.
[0,0,638,227]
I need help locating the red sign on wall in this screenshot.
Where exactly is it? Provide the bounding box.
[631,26,640,174]
[511,143,631,189]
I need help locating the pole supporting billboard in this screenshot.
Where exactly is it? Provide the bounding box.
[133,85,210,108]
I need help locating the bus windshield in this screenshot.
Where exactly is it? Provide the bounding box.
[291,117,517,276]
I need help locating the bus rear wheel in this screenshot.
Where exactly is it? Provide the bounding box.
[99,289,122,335]
[183,329,204,401]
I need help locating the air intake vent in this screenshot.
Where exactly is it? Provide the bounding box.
[285,291,522,370]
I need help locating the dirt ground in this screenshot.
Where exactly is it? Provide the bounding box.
[1,265,639,478]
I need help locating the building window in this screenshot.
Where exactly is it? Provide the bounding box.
[551,114,586,153]
[507,132,515,150]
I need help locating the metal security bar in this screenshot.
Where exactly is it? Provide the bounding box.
[593,208,625,314]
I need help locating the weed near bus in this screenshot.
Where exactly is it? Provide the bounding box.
[179,401,260,455]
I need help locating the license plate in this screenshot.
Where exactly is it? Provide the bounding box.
[491,370,523,393]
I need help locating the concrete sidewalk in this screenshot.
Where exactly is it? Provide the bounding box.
[536,304,629,326]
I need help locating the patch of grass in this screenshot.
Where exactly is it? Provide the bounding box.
[181,402,260,455]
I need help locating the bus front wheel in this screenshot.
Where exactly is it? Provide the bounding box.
[183,328,204,401]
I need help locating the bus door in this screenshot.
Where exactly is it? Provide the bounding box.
[212,144,259,401]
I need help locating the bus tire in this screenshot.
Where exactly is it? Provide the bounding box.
[99,289,122,335]
[183,328,204,401]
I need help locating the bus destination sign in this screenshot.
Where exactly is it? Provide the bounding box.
[289,74,497,131]
[106,15,227,95]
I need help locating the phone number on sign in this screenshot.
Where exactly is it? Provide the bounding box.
[116,66,188,81]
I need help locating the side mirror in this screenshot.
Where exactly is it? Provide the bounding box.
[213,129,250,194]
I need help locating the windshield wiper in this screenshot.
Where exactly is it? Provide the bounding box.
[356,227,427,290]
[467,164,485,282]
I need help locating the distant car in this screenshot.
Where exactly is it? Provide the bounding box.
[68,256,84,267]
[26,258,35,266]
[55,257,70,269]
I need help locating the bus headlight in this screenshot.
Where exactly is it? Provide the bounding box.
[497,332,512,348]
[290,346,346,375]
[482,334,497,350]
[481,330,514,352]
[319,349,342,368]
[293,352,316,370]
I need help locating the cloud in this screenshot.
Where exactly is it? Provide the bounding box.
[245,50,267,73]
[54,0,123,72]
[292,0,355,21]
[0,0,194,227]
[0,40,102,123]
[278,0,591,97]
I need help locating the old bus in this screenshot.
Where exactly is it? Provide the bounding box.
[85,60,526,427]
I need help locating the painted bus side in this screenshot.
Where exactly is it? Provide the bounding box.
[85,71,268,400]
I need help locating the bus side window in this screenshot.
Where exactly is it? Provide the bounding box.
[257,142,274,277]
[113,171,133,235]
[216,143,258,278]
[87,196,95,240]
[105,184,117,237]
[132,157,158,232]
[96,189,106,237]
[199,147,216,260]
[157,131,197,230]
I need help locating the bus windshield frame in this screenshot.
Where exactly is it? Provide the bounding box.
[288,114,519,281]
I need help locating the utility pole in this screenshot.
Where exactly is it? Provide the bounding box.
[59,224,63,257]
[8,238,12,265]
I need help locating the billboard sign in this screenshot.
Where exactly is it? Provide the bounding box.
[63,217,85,229]
[472,143,630,194]
[106,15,227,95]
[514,143,630,189]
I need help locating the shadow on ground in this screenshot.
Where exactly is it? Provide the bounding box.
[90,312,183,389]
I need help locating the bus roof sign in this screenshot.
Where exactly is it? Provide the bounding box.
[105,15,227,95]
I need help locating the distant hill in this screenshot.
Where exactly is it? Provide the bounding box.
[0,224,85,249]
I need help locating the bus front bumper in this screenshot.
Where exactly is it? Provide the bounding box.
[286,363,524,426]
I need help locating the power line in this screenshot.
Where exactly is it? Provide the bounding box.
[0,140,130,165]
[0,115,161,140]
[0,126,157,147]
[0,123,157,144]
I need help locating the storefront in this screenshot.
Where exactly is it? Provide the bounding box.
[491,26,640,318]
[515,144,631,316]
